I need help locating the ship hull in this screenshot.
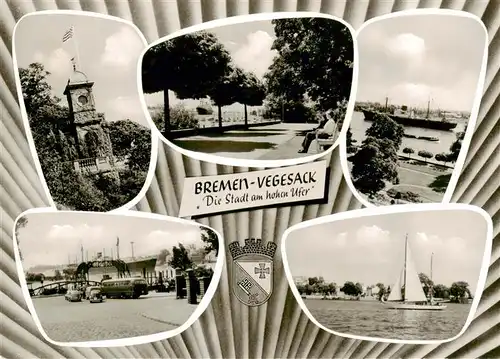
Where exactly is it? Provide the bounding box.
[382,301,447,311]
[362,110,457,131]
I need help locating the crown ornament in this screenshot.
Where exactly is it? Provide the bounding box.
[229,238,277,260]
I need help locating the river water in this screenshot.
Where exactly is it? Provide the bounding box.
[349,111,468,157]
[305,299,471,341]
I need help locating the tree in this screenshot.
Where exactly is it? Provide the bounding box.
[351,137,399,197]
[450,281,471,299]
[193,265,214,278]
[403,147,414,158]
[340,281,362,296]
[208,65,241,128]
[418,150,433,163]
[447,128,466,163]
[200,227,219,256]
[376,283,386,300]
[355,282,364,295]
[418,273,434,297]
[141,31,232,134]
[365,113,405,150]
[168,243,194,271]
[237,70,266,127]
[433,284,450,299]
[157,249,170,266]
[434,152,449,165]
[346,128,357,154]
[265,17,353,114]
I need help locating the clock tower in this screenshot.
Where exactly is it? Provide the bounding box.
[63,69,116,175]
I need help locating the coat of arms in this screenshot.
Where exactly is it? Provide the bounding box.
[229,238,277,307]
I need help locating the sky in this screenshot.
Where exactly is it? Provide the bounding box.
[356,15,486,112]
[285,210,488,293]
[17,212,204,271]
[144,19,278,112]
[15,14,149,126]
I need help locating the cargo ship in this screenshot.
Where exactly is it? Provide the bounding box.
[362,98,457,131]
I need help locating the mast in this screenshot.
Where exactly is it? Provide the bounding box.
[403,234,408,302]
[430,252,434,302]
[384,97,388,112]
[426,97,431,119]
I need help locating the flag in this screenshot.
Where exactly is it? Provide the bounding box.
[62,26,74,42]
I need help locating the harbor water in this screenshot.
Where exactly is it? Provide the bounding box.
[349,111,468,157]
[305,299,471,340]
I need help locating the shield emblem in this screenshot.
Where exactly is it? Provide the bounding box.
[233,253,273,307]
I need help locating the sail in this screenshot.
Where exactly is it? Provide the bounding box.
[387,268,404,301]
[404,241,428,302]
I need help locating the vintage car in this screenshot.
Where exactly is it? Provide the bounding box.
[64,289,82,302]
[89,288,104,303]
[84,286,101,300]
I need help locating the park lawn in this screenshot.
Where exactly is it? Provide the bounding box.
[396,165,439,188]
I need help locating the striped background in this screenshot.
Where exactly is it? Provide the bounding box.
[1,0,498,358]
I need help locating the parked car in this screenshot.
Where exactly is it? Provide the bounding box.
[65,289,82,302]
[89,288,104,303]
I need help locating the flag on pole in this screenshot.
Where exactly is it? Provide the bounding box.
[62,26,74,42]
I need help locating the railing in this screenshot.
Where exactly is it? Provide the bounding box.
[72,156,113,174]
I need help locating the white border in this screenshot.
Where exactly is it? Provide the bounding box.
[12,11,159,212]
[339,9,489,208]
[281,203,493,345]
[12,207,226,348]
[137,12,359,168]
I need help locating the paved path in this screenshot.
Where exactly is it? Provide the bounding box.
[32,292,195,342]
[173,123,319,160]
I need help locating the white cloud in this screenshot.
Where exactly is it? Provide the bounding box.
[386,33,425,58]
[232,30,277,79]
[104,96,150,126]
[34,48,73,78]
[355,225,390,244]
[100,26,144,68]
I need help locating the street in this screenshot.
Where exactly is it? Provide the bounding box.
[32,293,196,342]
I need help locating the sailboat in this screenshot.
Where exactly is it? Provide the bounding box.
[382,234,447,311]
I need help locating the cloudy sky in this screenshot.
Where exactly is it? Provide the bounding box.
[144,19,277,111]
[17,212,204,270]
[15,14,149,126]
[285,210,488,293]
[356,15,485,112]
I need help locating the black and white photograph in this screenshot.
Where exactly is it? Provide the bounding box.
[345,14,486,206]
[140,14,354,161]
[284,207,490,341]
[14,14,154,212]
[15,211,220,343]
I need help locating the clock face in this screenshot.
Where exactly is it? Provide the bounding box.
[78,95,88,105]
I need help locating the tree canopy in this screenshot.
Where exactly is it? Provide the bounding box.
[265,17,353,114]
[141,31,232,133]
[168,243,194,271]
[351,137,399,197]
